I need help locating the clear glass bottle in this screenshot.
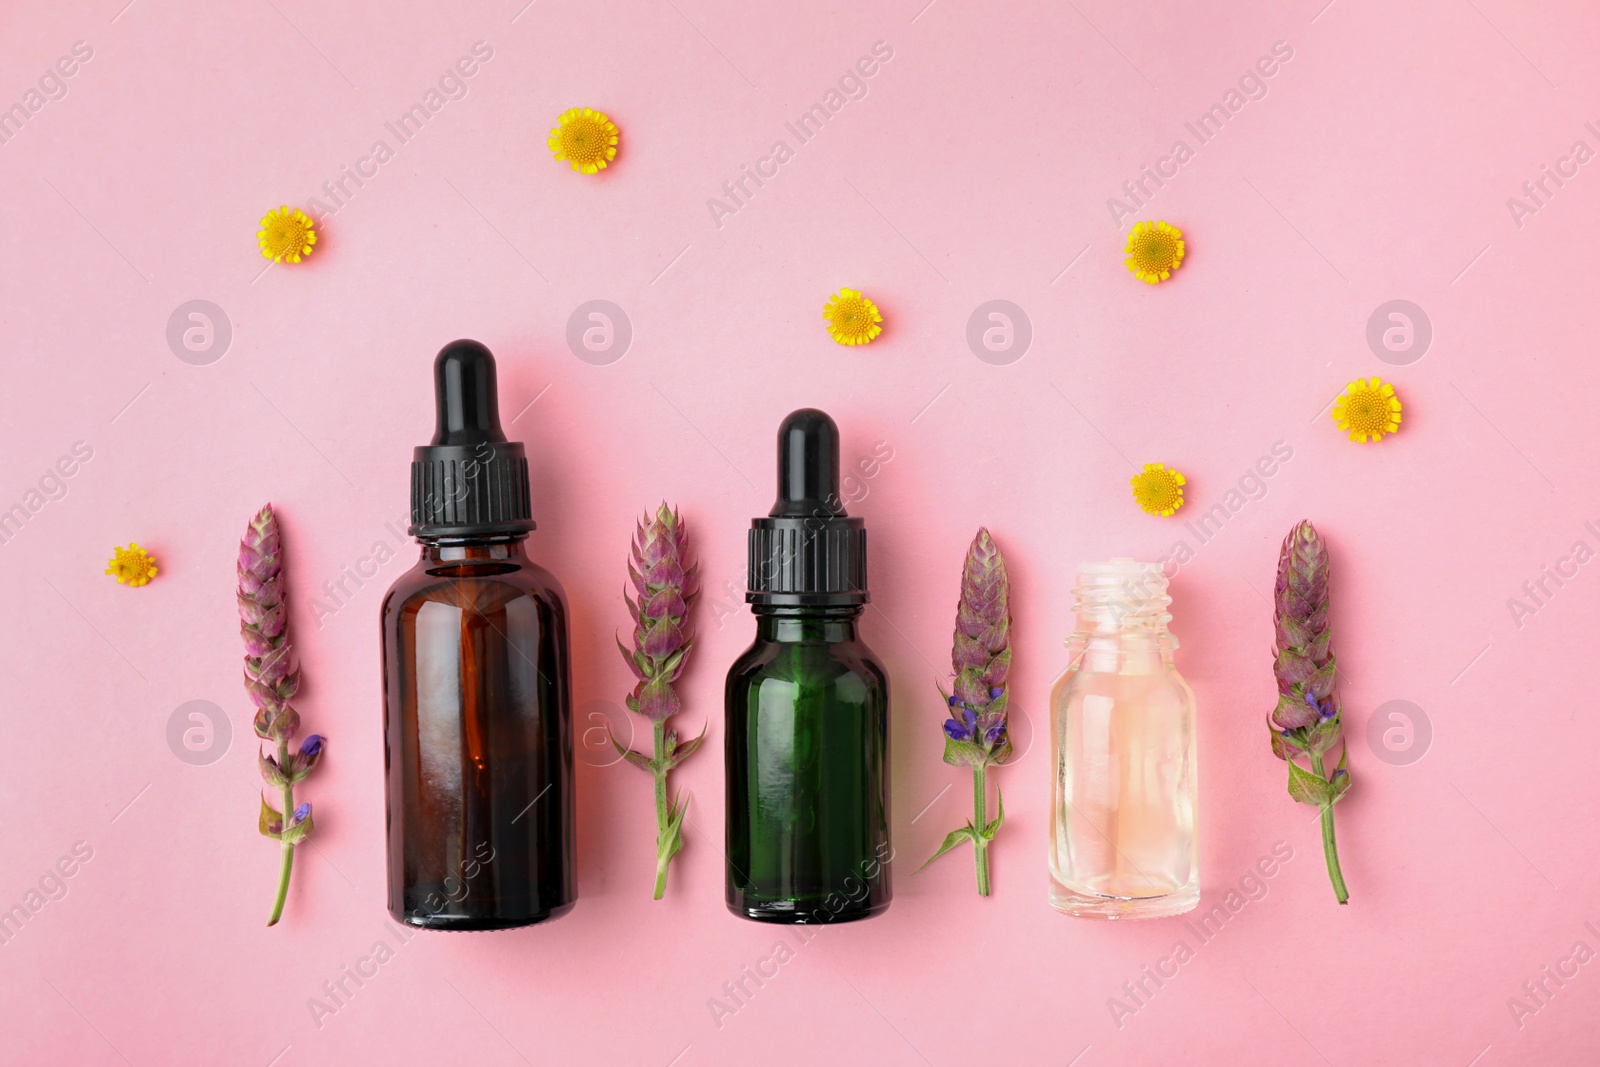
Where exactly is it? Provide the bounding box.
[1048,559,1198,919]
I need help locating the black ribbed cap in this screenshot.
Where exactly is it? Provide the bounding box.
[747,408,868,606]
[409,339,536,538]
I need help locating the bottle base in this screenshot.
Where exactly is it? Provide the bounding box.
[390,900,576,931]
[1049,885,1198,921]
[726,898,889,925]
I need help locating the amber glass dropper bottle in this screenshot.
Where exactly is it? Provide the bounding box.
[380,339,575,930]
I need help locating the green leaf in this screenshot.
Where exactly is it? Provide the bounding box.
[253,705,300,743]
[982,785,1005,839]
[666,722,708,769]
[616,635,648,682]
[915,825,975,873]
[1272,692,1314,729]
[1286,758,1332,806]
[258,796,282,839]
[941,737,986,767]
[1269,724,1302,760]
[607,727,653,773]
[658,646,689,681]
[1307,717,1343,756]
[1306,658,1338,701]
[1330,745,1352,802]
[658,792,688,865]
[282,811,315,844]
[982,649,1012,690]
[258,753,288,788]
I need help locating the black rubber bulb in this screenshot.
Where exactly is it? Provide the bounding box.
[432,339,508,446]
[771,408,845,518]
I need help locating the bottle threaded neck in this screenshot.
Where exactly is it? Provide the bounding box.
[1070,558,1173,633]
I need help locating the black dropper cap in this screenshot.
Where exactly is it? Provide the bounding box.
[747,408,868,606]
[409,339,535,539]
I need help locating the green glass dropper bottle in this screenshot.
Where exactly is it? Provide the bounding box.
[724,408,892,924]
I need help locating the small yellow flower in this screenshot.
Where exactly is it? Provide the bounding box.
[105,543,158,587]
[548,107,619,174]
[257,206,317,264]
[823,288,883,346]
[1332,376,1402,442]
[1131,463,1186,516]
[1124,220,1185,284]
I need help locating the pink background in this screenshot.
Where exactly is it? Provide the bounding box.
[3,0,1598,1062]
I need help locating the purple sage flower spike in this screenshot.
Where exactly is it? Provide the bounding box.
[1267,520,1351,905]
[239,504,325,926]
[921,528,1013,896]
[614,503,704,900]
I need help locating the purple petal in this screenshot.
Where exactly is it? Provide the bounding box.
[616,636,649,681]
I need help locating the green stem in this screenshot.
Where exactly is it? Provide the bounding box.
[972,764,990,897]
[652,720,670,900]
[1310,750,1349,905]
[268,735,295,926]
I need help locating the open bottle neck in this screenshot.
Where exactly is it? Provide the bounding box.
[1066,559,1178,671]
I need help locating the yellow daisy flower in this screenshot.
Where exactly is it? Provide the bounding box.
[1332,376,1402,442]
[105,543,158,587]
[548,107,619,174]
[1124,220,1185,284]
[257,206,317,264]
[823,288,883,346]
[1131,463,1186,516]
